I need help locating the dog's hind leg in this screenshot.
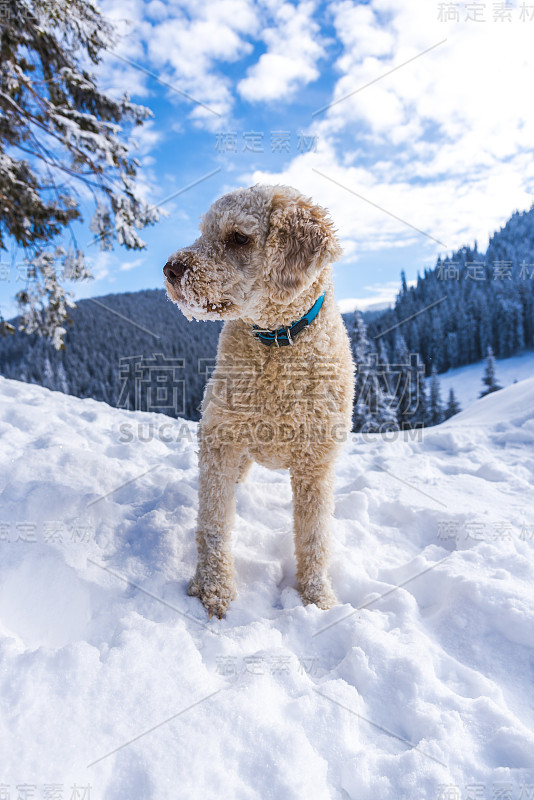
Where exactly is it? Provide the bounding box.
[236,452,253,484]
[290,459,338,610]
[188,433,243,618]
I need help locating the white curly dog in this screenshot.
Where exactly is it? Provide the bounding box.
[164,184,354,618]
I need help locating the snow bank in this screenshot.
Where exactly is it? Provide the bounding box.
[430,349,534,410]
[0,375,533,799]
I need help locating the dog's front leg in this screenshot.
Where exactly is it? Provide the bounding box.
[290,461,338,610]
[188,434,242,618]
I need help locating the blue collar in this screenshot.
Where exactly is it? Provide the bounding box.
[251,292,326,347]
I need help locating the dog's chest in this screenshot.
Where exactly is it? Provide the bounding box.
[204,344,341,421]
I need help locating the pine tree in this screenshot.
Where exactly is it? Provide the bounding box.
[0,0,160,347]
[480,346,502,397]
[350,313,398,432]
[366,349,398,432]
[427,365,445,426]
[444,387,461,420]
[350,311,374,431]
[377,337,390,366]
[42,355,54,390]
[350,311,369,365]
[56,359,69,394]
[392,334,426,429]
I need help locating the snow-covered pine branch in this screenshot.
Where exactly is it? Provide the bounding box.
[0,0,161,347]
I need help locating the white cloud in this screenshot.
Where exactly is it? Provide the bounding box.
[96,0,534,273]
[99,0,260,126]
[333,1,394,62]
[119,257,145,272]
[146,0,260,123]
[244,143,444,255]
[83,251,115,284]
[246,141,534,270]
[145,0,168,21]
[238,1,324,102]
[244,1,534,263]
[323,0,534,170]
[337,280,415,314]
[129,120,163,156]
[98,0,153,98]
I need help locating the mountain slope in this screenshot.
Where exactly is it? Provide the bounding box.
[0,376,533,798]
[0,288,222,420]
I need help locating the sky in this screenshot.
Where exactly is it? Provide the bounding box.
[2,0,534,319]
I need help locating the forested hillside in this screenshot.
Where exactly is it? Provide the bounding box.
[368,204,534,373]
[0,290,222,420]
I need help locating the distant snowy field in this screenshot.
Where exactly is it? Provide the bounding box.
[430,349,534,410]
[0,375,533,799]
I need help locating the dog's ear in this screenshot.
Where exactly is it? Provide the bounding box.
[264,190,343,303]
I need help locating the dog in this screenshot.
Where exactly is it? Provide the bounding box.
[164,184,355,618]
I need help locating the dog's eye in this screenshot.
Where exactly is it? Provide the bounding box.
[233,231,249,245]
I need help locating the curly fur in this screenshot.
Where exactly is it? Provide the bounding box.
[164,184,355,618]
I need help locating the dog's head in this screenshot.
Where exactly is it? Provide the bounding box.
[163,184,342,321]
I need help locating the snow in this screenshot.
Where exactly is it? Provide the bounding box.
[431,349,534,411]
[0,375,533,799]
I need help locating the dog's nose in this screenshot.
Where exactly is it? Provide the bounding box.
[163,260,187,285]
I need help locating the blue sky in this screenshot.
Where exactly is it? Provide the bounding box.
[2,0,534,319]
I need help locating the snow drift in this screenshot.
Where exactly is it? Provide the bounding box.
[0,375,533,799]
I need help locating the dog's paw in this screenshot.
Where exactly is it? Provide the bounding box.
[187,571,236,619]
[299,575,338,610]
